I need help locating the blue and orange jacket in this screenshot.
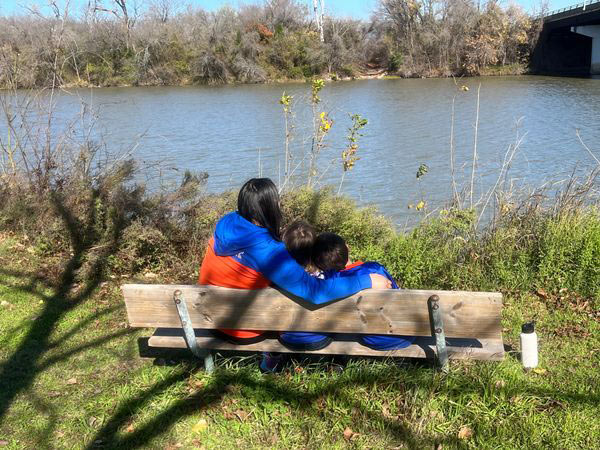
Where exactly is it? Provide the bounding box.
[198,212,373,339]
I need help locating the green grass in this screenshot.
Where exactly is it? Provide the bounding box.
[1,231,599,449]
[478,63,527,76]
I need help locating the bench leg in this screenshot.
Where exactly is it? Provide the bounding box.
[428,295,449,373]
[173,289,215,373]
[203,352,215,373]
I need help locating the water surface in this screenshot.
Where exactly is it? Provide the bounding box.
[4,76,600,227]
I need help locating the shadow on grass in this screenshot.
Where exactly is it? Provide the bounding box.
[82,351,600,450]
[0,188,133,424]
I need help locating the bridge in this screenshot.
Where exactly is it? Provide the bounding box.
[532,0,600,76]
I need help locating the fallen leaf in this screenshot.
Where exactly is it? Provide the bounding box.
[536,288,548,299]
[66,377,78,385]
[0,301,10,307]
[495,380,505,389]
[48,391,61,398]
[533,368,547,375]
[343,427,354,440]
[88,416,99,427]
[457,426,472,440]
[55,431,65,438]
[191,419,208,433]
[144,272,157,279]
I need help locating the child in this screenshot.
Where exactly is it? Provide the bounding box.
[277,220,333,351]
[311,232,416,351]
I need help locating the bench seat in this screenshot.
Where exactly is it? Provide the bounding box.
[148,328,505,361]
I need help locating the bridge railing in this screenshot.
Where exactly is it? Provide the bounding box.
[544,0,600,18]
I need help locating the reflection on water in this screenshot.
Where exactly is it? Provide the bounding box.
[2,76,599,226]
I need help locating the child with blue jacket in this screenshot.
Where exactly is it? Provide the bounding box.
[278,220,333,351]
[310,232,416,350]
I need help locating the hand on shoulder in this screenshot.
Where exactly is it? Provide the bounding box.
[369,274,392,289]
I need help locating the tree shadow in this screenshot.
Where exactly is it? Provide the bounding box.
[0,187,130,423]
[82,349,600,449]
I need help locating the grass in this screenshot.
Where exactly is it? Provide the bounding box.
[478,63,528,76]
[1,226,599,449]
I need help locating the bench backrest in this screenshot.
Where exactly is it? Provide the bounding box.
[122,285,503,339]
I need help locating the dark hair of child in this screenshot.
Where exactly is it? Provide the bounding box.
[311,232,348,272]
[282,220,316,267]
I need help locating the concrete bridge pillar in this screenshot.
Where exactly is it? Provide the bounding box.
[571,25,600,74]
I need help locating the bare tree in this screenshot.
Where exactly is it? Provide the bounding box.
[148,0,184,24]
[264,0,307,31]
[92,0,144,48]
[313,0,325,42]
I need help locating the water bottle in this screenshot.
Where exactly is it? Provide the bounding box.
[520,322,538,369]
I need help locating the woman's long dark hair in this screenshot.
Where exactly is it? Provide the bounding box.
[238,178,282,240]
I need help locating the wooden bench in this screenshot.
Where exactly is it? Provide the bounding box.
[122,284,504,372]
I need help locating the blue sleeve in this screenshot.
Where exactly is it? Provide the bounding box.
[335,262,399,289]
[253,243,372,305]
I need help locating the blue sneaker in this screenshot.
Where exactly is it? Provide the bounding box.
[259,352,282,373]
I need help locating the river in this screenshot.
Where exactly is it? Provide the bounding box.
[3,76,600,227]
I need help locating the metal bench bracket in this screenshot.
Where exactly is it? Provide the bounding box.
[428,294,449,372]
[173,290,214,372]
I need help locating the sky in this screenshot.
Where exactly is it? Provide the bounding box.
[0,0,583,18]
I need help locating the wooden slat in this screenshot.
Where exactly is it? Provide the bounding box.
[147,329,505,361]
[123,284,503,339]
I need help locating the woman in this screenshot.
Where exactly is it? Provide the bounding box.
[198,178,392,349]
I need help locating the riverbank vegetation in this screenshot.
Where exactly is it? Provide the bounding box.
[0,0,540,88]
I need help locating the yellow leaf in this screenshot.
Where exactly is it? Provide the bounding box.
[192,419,208,433]
[533,368,547,375]
[416,201,425,211]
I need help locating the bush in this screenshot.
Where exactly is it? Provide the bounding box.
[2,169,599,304]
